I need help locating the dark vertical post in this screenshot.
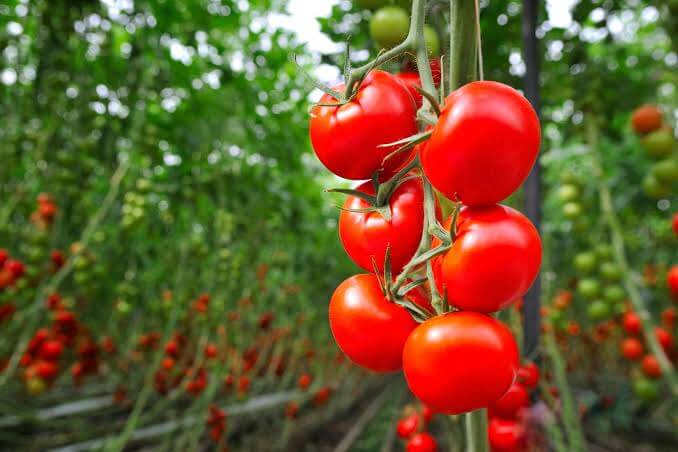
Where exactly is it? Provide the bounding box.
[522,0,541,358]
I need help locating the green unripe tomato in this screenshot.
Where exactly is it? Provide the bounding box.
[642,174,670,199]
[651,158,678,183]
[633,378,659,402]
[603,284,625,303]
[587,300,610,321]
[424,25,440,56]
[641,128,675,159]
[577,278,601,299]
[573,251,597,274]
[370,6,409,49]
[136,178,153,193]
[557,184,579,203]
[560,170,580,185]
[356,0,388,10]
[595,244,613,260]
[562,202,582,219]
[599,261,621,281]
[26,377,47,396]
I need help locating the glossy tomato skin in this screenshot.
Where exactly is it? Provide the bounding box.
[488,382,530,419]
[488,418,526,452]
[339,176,434,273]
[435,205,541,313]
[329,274,417,372]
[406,432,438,452]
[421,81,540,205]
[402,312,520,414]
[395,72,423,108]
[309,70,417,180]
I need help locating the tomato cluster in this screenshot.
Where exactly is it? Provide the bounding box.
[396,403,438,452]
[630,105,678,199]
[487,362,539,452]
[309,59,541,415]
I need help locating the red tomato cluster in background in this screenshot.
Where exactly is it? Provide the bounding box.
[396,404,438,452]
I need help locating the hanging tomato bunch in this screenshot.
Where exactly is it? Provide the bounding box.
[307,0,542,418]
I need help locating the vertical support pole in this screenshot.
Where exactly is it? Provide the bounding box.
[521,0,541,358]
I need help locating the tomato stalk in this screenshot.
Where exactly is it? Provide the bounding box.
[585,115,678,397]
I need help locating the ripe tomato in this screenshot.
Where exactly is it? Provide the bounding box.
[402,312,519,414]
[369,6,409,49]
[517,362,540,388]
[435,205,541,313]
[339,176,434,273]
[421,81,540,205]
[395,72,423,108]
[668,265,678,300]
[655,327,674,351]
[310,70,417,180]
[488,382,530,419]
[631,105,662,134]
[641,355,662,379]
[329,274,417,372]
[397,413,420,439]
[623,311,641,335]
[620,337,643,361]
[406,432,437,452]
[661,307,676,328]
[488,418,526,452]
[672,212,678,236]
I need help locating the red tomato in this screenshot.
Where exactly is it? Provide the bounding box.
[395,72,423,107]
[397,413,420,439]
[641,355,662,379]
[655,327,674,351]
[329,274,417,372]
[488,418,526,452]
[631,105,663,134]
[517,362,540,388]
[421,81,540,205]
[620,337,643,361]
[309,70,418,180]
[672,212,678,236]
[402,312,519,414]
[488,382,530,419]
[435,205,541,313]
[406,432,437,452]
[622,311,641,335]
[668,265,678,300]
[339,176,429,273]
[298,373,312,390]
[39,340,64,361]
[661,307,676,328]
[421,405,435,423]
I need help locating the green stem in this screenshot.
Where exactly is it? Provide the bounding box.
[464,410,488,452]
[585,115,678,396]
[449,0,478,90]
[544,328,586,451]
[345,0,435,100]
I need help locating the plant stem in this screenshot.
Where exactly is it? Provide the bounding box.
[345,0,436,101]
[464,409,488,452]
[585,115,678,396]
[544,328,586,451]
[449,0,478,90]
